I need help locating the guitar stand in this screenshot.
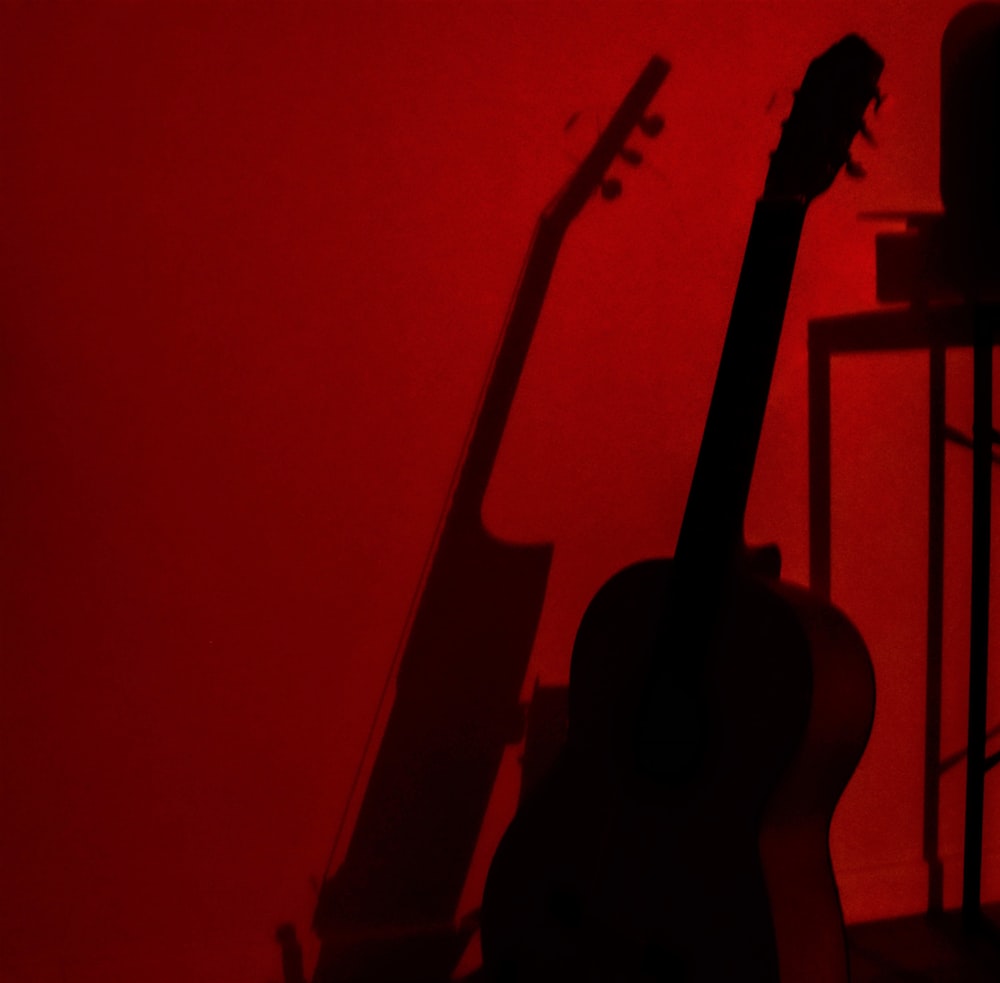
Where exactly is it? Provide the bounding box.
[807,211,999,931]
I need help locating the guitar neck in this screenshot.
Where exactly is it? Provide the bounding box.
[673,196,807,588]
[449,212,567,524]
[639,196,808,766]
[449,55,669,524]
[640,31,879,779]
[657,29,883,675]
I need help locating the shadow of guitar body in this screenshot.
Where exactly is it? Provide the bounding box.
[311,57,672,983]
[312,527,553,983]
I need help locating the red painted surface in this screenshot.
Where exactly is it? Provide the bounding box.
[1,4,998,982]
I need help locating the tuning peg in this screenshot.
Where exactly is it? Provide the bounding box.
[873,88,886,113]
[845,153,867,179]
[638,113,665,137]
[619,147,643,166]
[601,177,623,200]
[858,119,877,145]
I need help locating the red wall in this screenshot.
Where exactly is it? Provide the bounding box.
[2,3,999,981]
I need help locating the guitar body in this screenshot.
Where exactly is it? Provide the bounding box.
[481,558,874,982]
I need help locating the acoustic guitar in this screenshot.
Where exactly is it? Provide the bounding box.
[480,35,883,983]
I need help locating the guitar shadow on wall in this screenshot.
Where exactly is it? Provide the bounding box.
[305,59,669,983]
[307,239,558,982]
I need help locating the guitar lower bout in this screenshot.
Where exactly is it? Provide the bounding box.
[481,560,875,983]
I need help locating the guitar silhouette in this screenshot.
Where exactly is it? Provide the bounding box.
[309,56,669,983]
[480,35,883,983]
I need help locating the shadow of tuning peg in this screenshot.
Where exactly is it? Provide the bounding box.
[845,153,867,179]
[601,177,623,200]
[619,147,643,166]
[638,113,665,137]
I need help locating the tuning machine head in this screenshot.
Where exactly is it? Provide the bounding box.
[638,113,665,137]
[600,178,623,200]
[603,112,666,199]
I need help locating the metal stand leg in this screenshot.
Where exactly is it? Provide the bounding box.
[962,304,994,929]
[926,340,947,913]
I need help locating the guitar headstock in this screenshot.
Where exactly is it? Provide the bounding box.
[550,55,670,223]
[765,34,884,202]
